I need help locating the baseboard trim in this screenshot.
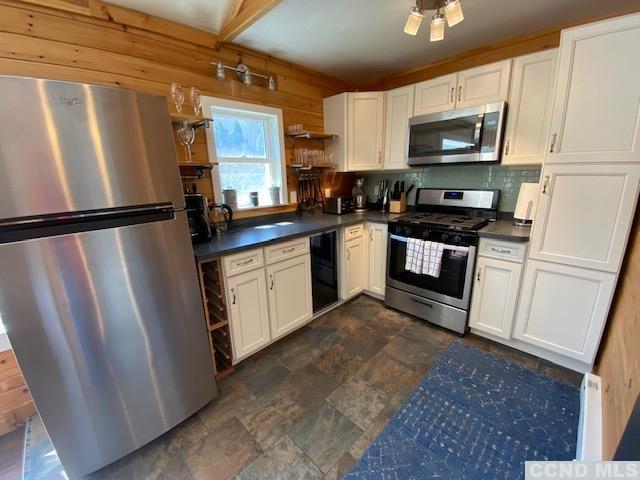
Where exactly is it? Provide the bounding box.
[577,372,603,461]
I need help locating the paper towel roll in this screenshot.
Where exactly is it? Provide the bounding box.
[513,183,539,225]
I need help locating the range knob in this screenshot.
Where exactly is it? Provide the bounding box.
[403,227,412,237]
[453,234,462,243]
[441,233,449,242]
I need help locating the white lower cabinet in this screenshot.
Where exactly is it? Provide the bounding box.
[226,268,272,361]
[266,254,313,341]
[513,259,616,364]
[223,237,313,363]
[365,223,388,298]
[468,256,523,340]
[342,238,364,299]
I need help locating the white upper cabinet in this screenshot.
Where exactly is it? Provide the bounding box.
[412,61,511,116]
[513,259,616,364]
[469,256,522,339]
[456,59,512,109]
[348,92,385,171]
[547,14,640,164]
[530,164,640,272]
[266,254,313,341]
[502,49,558,165]
[384,86,414,170]
[413,73,457,115]
[324,92,384,171]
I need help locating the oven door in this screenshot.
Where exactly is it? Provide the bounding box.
[386,234,476,310]
[407,103,505,166]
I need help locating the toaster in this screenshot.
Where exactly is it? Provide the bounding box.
[323,196,355,215]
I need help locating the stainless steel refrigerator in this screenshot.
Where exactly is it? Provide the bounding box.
[0,76,216,478]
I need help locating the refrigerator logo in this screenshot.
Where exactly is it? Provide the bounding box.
[58,96,83,106]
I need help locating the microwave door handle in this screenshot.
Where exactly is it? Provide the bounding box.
[474,114,484,150]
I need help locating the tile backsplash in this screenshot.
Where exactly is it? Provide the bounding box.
[360,164,541,213]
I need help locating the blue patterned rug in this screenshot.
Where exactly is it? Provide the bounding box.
[344,340,580,480]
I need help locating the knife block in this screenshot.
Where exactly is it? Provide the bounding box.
[389,193,407,213]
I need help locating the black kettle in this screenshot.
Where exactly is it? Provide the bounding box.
[209,203,233,233]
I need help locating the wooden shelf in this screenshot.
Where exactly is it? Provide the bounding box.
[289,163,336,170]
[171,113,212,129]
[287,130,337,140]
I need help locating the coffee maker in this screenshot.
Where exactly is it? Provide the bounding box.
[184,193,212,244]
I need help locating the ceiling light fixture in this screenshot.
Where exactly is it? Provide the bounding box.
[430,11,445,42]
[403,0,464,43]
[404,6,425,35]
[444,0,464,27]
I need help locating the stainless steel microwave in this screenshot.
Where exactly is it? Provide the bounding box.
[407,102,507,166]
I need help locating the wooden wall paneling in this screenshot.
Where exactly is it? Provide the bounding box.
[595,213,640,459]
[0,350,35,436]
[0,0,347,216]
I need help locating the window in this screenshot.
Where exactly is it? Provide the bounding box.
[202,97,287,209]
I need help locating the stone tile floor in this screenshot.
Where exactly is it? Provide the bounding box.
[84,295,579,479]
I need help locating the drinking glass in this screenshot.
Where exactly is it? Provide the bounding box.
[190,87,202,116]
[171,82,185,113]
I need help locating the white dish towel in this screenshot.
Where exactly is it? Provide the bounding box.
[405,238,424,274]
[421,241,445,278]
[404,238,445,277]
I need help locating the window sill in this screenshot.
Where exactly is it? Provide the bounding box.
[233,203,297,219]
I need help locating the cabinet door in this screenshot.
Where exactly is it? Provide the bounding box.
[502,49,558,166]
[468,257,522,339]
[530,164,640,272]
[547,15,640,164]
[413,73,457,115]
[384,86,414,170]
[366,223,388,296]
[347,92,384,171]
[456,59,512,108]
[513,259,616,364]
[343,238,364,299]
[226,268,271,362]
[266,254,313,341]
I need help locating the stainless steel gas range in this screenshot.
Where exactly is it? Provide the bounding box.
[385,188,500,335]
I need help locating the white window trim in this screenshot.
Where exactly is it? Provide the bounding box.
[201,96,288,209]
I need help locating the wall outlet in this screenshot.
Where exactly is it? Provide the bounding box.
[289,190,297,204]
[324,188,331,198]
[373,185,380,196]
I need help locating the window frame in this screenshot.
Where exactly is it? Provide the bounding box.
[202,97,288,209]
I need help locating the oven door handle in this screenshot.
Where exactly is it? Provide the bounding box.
[410,297,434,309]
[390,234,409,243]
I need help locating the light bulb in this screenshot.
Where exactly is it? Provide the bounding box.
[430,12,445,42]
[404,7,424,36]
[444,0,463,27]
[242,68,252,86]
[268,76,276,91]
[216,62,225,80]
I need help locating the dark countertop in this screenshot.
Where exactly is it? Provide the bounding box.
[194,210,401,261]
[478,220,531,243]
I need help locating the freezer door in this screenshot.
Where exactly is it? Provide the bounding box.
[0,212,215,478]
[0,76,185,220]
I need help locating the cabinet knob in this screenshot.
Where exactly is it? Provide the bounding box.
[542,175,550,195]
[504,139,510,155]
[476,267,482,282]
[457,86,462,102]
[549,133,557,153]
[269,274,274,290]
[231,288,236,304]
[450,87,454,103]
[347,248,351,261]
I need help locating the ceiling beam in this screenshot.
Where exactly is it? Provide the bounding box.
[219,0,283,43]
